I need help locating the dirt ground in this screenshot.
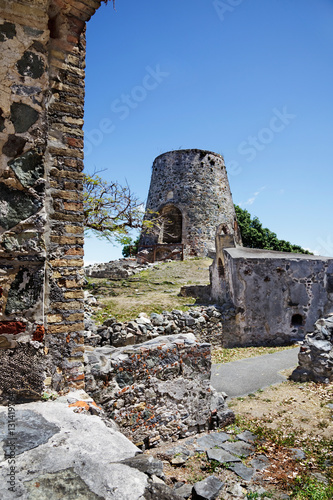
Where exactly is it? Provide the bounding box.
[229,372,333,443]
[147,377,333,498]
[87,258,212,322]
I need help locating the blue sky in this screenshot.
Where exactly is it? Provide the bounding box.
[83,0,333,264]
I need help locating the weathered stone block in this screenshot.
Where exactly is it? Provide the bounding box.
[85,333,230,446]
[8,150,44,187]
[10,103,39,133]
[0,183,42,230]
[16,50,45,79]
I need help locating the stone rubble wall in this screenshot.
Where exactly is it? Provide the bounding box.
[291,314,333,383]
[0,0,103,402]
[85,333,234,447]
[84,303,230,348]
[139,149,242,259]
[211,245,333,347]
[85,258,153,279]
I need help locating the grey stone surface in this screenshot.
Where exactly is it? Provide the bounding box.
[0,397,148,499]
[291,448,306,460]
[221,440,255,457]
[195,432,230,452]
[237,430,258,443]
[10,102,39,133]
[120,455,164,478]
[0,409,60,457]
[251,454,270,471]
[174,483,193,498]
[5,266,44,314]
[291,314,333,383]
[0,182,41,230]
[206,447,241,464]
[9,150,44,188]
[227,462,255,481]
[144,482,183,500]
[192,475,224,500]
[24,468,104,499]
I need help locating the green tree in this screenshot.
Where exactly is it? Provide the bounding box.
[234,205,312,254]
[83,172,144,244]
[83,171,162,245]
[122,237,140,257]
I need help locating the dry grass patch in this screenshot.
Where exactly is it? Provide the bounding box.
[86,258,212,323]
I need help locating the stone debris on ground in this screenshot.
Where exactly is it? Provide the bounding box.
[0,391,285,499]
[84,258,155,279]
[144,428,293,499]
[291,313,333,383]
[84,302,229,348]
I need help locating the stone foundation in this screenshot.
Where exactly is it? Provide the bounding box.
[291,314,333,383]
[85,333,233,447]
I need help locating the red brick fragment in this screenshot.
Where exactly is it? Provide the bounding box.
[32,325,45,342]
[0,321,26,335]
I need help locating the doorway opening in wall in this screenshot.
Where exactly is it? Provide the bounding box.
[291,314,303,326]
[160,205,182,244]
[217,258,225,278]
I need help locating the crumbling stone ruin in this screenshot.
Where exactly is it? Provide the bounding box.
[138,149,242,262]
[0,0,103,402]
[210,236,333,347]
[292,314,333,383]
[0,1,231,450]
[85,333,233,448]
[85,257,153,279]
[84,306,226,348]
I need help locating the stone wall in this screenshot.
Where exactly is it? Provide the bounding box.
[0,0,103,402]
[291,314,333,383]
[85,306,226,348]
[85,333,233,447]
[211,243,333,347]
[139,149,242,260]
[85,258,153,279]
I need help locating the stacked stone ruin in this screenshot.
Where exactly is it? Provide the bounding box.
[292,314,333,383]
[0,2,232,444]
[0,0,104,402]
[138,149,242,262]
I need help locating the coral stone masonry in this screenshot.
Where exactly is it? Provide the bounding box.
[0,0,103,402]
[138,149,242,261]
[211,242,333,347]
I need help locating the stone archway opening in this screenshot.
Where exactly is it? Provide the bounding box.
[160,205,182,244]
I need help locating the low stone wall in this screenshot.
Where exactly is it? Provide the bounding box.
[84,305,227,348]
[291,314,333,383]
[85,333,233,448]
[85,258,152,279]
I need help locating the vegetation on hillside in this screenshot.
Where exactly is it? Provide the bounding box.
[235,205,312,254]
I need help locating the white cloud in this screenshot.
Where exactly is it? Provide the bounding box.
[240,186,266,207]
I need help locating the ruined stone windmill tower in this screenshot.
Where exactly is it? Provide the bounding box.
[138,149,242,261]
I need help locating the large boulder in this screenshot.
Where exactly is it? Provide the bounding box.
[291,314,333,383]
[0,392,177,499]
